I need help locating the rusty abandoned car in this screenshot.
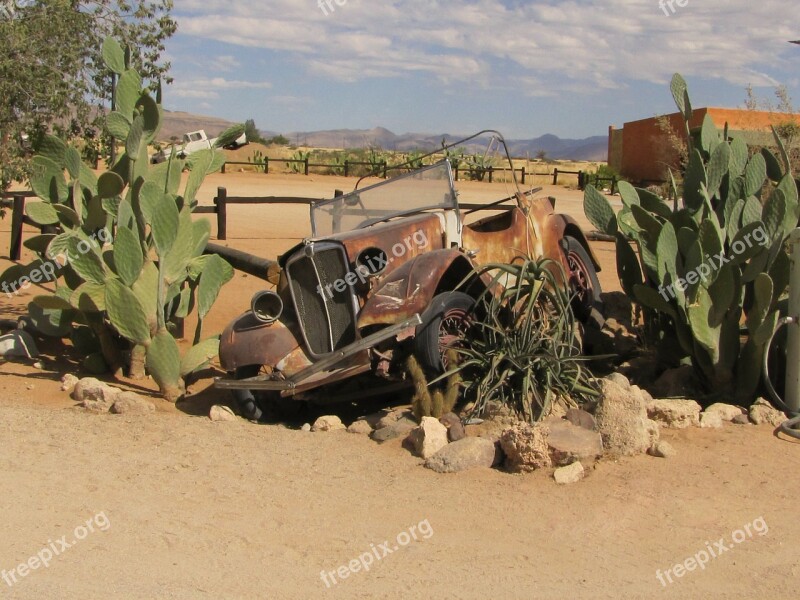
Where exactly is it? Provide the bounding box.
[215,132,603,420]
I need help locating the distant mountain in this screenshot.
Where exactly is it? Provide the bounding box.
[159,112,606,161]
[285,127,608,161]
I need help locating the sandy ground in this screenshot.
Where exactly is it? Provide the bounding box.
[1,172,798,599]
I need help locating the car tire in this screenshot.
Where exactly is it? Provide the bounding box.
[563,236,604,329]
[414,291,475,374]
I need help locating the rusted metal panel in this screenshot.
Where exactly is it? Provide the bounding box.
[218,313,303,372]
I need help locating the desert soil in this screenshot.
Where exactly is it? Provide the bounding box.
[1,172,798,599]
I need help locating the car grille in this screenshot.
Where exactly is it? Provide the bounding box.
[286,243,356,356]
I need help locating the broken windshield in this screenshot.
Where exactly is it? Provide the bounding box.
[310,161,457,236]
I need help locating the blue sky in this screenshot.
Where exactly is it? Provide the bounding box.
[163,0,800,139]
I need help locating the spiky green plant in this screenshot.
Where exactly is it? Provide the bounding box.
[286,149,310,173]
[409,350,461,420]
[0,38,237,401]
[583,73,798,402]
[247,149,267,173]
[438,257,598,423]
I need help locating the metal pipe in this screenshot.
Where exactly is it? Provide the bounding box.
[786,228,800,413]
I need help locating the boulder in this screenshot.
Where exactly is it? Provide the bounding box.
[376,408,415,429]
[553,461,585,484]
[605,372,631,390]
[699,411,723,429]
[311,415,346,432]
[407,417,449,459]
[594,379,653,456]
[371,418,416,442]
[647,399,701,429]
[424,437,500,473]
[439,412,466,442]
[564,408,597,431]
[110,392,155,415]
[300,423,312,432]
[346,419,373,435]
[499,422,552,472]
[60,373,79,393]
[749,398,787,426]
[647,440,676,458]
[649,365,701,398]
[704,403,744,422]
[546,420,603,466]
[732,414,751,425]
[209,405,237,422]
[73,377,120,412]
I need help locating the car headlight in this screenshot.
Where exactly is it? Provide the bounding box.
[251,291,283,324]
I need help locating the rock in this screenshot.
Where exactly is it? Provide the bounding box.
[60,373,79,393]
[732,414,750,425]
[346,419,373,435]
[546,420,603,466]
[110,392,155,415]
[499,422,552,472]
[439,412,466,442]
[424,437,500,473]
[649,365,700,398]
[0,330,39,359]
[300,423,312,432]
[376,408,415,429]
[632,385,653,405]
[595,379,653,455]
[646,419,661,447]
[648,440,676,458]
[73,377,120,412]
[483,400,518,425]
[311,415,345,432]
[209,405,237,422]
[605,372,631,390]
[749,398,787,426]
[371,418,416,442]
[699,411,724,429]
[601,291,633,326]
[564,408,597,431]
[407,417,450,459]
[646,399,701,429]
[553,461,585,484]
[704,403,744,422]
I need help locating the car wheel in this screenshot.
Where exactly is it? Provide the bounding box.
[563,236,604,328]
[414,291,475,373]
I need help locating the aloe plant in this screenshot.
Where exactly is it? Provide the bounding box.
[439,257,598,423]
[583,73,797,402]
[1,38,236,401]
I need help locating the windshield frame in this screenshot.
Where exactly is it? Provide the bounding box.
[310,160,458,237]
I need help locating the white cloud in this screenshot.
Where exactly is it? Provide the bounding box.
[173,0,799,93]
[170,77,272,99]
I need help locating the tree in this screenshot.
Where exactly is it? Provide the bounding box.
[0,0,176,191]
[244,118,265,144]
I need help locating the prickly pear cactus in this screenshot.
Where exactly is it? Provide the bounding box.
[2,38,238,401]
[583,73,797,402]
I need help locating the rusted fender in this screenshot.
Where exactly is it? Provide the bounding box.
[543,213,602,272]
[358,249,481,328]
[218,312,310,374]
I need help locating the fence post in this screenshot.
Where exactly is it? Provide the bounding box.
[520,166,526,185]
[304,158,309,176]
[264,157,269,174]
[552,168,559,185]
[214,187,227,241]
[454,166,459,181]
[221,162,226,174]
[9,194,25,261]
[611,176,618,195]
[344,160,349,177]
[382,161,387,178]
[488,166,493,183]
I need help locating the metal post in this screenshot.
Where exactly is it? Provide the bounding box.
[786,229,800,412]
[215,187,227,241]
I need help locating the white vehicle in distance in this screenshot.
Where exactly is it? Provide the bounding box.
[150,128,247,163]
